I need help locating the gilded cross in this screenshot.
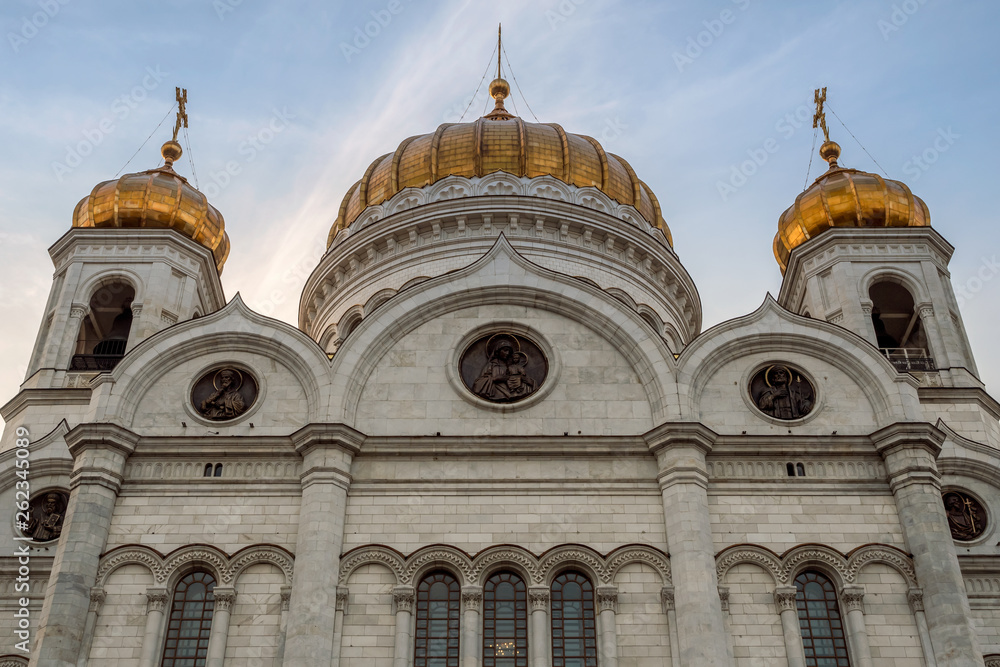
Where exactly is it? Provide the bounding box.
[173,87,188,142]
[497,24,502,79]
[813,87,829,142]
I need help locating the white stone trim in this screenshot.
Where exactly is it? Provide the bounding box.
[338,542,670,588]
[96,543,294,588]
[715,543,917,588]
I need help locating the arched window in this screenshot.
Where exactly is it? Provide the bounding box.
[71,280,135,371]
[795,571,850,667]
[551,571,598,667]
[203,464,212,477]
[483,571,528,666]
[869,281,933,371]
[415,571,460,667]
[160,571,215,667]
[213,463,223,477]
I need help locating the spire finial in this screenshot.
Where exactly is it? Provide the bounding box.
[485,24,513,120]
[813,87,841,168]
[161,86,187,168]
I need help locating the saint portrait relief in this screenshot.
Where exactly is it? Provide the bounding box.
[943,491,987,541]
[191,367,259,421]
[23,491,69,542]
[460,333,548,404]
[749,365,815,421]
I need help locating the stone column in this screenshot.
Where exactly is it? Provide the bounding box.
[75,588,105,667]
[393,586,415,667]
[461,587,482,667]
[660,587,681,667]
[138,588,169,667]
[276,586,293,664]
[528,587,550,667]
[283,424,365,666]
[331,586,349,667]
[206,587,236,667]
[872,423,984,666]
[644,423,731,667]
[34,424,139,667]
[718,586,735,663]
[56,303,88,369]
[840,586,873,667]
[124,303,143,352]
[916,304,950,369]
[595,586,619,667]
[908,588,938,667]
[773,586,805,667]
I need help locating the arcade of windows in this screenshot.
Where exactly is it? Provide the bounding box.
[153,567,851,666]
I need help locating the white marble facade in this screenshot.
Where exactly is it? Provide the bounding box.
[1,157,999,667]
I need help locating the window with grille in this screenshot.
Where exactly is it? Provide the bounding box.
[483,571,528,667]
[415,571,460,667]
[795,571,851,667]
[160,571,215,667]
[551,571,598,667]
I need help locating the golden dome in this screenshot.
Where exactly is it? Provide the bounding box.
[328,83,669,246]
[72,141,230,272]
[773,141,930,273]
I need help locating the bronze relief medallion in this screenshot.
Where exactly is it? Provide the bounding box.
[191,367,258,421]
[460,333,548,403]
[943,491,987,541]
[748,364,815,420]
[20,490,69,542]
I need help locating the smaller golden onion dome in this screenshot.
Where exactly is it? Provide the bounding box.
[773,143,930,273]
[72,141,230,272]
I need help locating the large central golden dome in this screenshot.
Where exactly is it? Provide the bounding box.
[328,79,668,246]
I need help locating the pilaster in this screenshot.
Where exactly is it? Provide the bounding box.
[872,422,983,665]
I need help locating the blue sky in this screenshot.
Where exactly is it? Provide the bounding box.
[2,0,999,414]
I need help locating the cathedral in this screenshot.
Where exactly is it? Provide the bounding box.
[1,59,999,667]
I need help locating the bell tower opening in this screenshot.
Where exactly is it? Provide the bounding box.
[70,281,135,371]
[868,281,934,371]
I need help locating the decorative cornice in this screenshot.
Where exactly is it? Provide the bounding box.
[64,423,141,460]
[716,543,916,587]
[840,585,865,613]
[528,587,550,612]
[393,586,415,613]
[907,588,924,613]
[643,422,719,457]
[89,587,106,613]
[290,422,366,457]
[339,543,670,588]
[870,421,946,459]
[97,543,294,587]
[146,587,169,613]
[213,587,237,612]
[660,586,675,612]
[774,586,797,613]
[718,586,730,612]
[462,587,483,612]
[0,388,92,421]
[596,586,618,614]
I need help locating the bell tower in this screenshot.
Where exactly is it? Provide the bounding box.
[19,88,228,392]
[776,89,979,387]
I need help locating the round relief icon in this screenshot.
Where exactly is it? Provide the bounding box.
[20,490,69,542]
[459,333,548,403]
[191,367,259,421]
[748,364,815,420]
[943,491,987,541]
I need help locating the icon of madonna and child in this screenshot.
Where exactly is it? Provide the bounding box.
[463,334,547,403]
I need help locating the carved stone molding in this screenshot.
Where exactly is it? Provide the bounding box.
[339,542,671,588]
[462,587,483,612]
[393,586,415,614]
[984,655,1000,667]
[214,587,237,612]
[716,543,916,588]
[97,544,294,588]
[596,586,619,614]
[840,586,865,613]
[718,586,730,612]
[774,586,798,613]
[0,656,29,667]
[89,587,106,613]
[528,587,550,612]
[146,588,169,614]
[907,588,924,613]
[282,586,294,612]
[660,586,675,613]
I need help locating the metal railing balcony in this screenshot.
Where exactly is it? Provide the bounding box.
[880,347,936,372]
[70,354,124,371]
